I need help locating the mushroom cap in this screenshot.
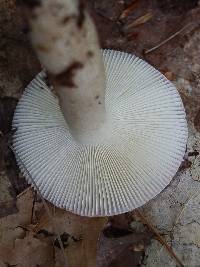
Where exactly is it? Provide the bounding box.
[12,50,187,217]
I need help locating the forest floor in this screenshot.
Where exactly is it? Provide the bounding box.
[1,0,200,266]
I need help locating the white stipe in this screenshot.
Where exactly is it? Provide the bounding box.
[12,49,188,217]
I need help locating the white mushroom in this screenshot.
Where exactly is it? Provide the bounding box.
[13,47,187,216]
[12,0,187,265]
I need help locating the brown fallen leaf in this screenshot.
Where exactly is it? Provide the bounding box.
[125,12,153,31]
[0,233,54,267]
[41,208,107,267]
[0,188,34,247]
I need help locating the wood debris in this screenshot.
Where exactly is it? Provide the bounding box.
[0,189,54,267]
[125,12,153,31]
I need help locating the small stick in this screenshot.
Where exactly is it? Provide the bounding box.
[144,24,190,55]
[135,209,184,267]
[16,186,31,198]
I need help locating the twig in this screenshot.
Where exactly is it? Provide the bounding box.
[16,186,31,198]
[135,209,185,267]
[144,24,190,55]
[125,12,153,30]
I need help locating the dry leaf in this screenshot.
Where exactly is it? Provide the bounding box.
[0,233,54,267]
[43,208,107,267]
[0,171,17,218]
[0,188,34,246]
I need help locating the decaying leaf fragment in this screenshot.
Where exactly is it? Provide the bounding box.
[0,188,34,246]
[0,189,54,267]
[0,233,53,267]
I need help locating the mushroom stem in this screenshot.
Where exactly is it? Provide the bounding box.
[25,0,106,143]
[22,1,108,265]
